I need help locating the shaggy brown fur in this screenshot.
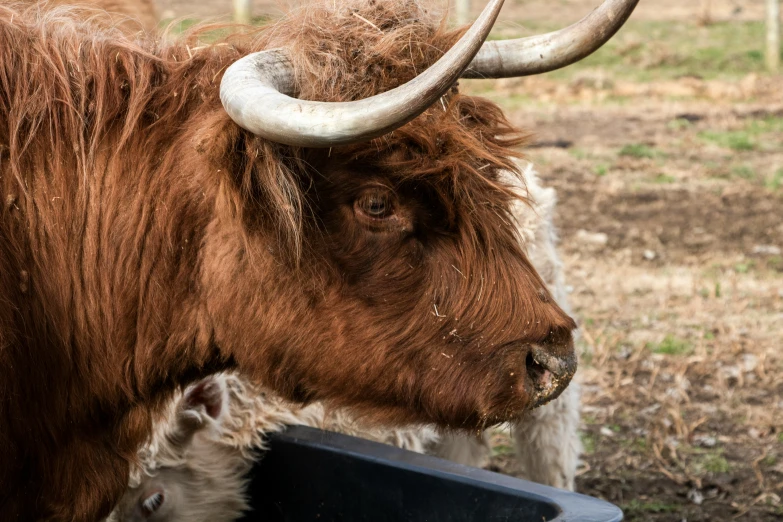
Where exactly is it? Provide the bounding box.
[0,1,576,520]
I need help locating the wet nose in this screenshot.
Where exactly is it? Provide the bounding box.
[524,331,577,408]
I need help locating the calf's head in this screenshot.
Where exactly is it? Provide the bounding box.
[111,377,249,522]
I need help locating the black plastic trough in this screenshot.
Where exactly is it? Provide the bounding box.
[238,425,622,522]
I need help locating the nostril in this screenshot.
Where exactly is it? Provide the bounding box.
[525,344,578,407]
[529,344,574,379]
[525,351,552,390]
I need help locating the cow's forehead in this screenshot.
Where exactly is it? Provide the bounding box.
[311,94,528,196]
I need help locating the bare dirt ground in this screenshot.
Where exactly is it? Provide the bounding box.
[153,0,782,519]
[462,5,783,519]
[483,91,783,521]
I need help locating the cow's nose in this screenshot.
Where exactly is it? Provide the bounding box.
[524,335,577,408]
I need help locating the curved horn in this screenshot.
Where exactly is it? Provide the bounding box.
[463,0,640,79]
[220,0,505,148]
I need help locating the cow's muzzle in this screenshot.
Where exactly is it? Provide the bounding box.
[525,341,577,408]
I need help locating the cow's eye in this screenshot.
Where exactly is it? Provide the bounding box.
[355,189,395,220]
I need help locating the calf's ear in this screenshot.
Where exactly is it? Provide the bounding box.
[182,376,226,420]
[167,375,227,449]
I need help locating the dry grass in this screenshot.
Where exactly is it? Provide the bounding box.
[480,23,783,519]
[570,253,782,520]
[489,240,782,521]
[470,4,783,519]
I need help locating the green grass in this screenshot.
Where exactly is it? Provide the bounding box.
[731,165,783,188]
[648,335,692,356]
[487,20,778,82]
[668,118,693,131]
[159,15,272,40]
[159,17,199,33]
[699,130,755,151]
[699,453,731,474]
[619,144,658,159]
[490,443,515,457]
[470,91,539,110]
[623,499,679,515]
[594,163,609,176]
[652,173,676,184]
[630,437,648,452]
[580,348,594,367]
[766,169,783,191]
[747,115,783,134]
[162,16,781,85]
[568,148,590,160]
[581,432,597,455]
[731,165,756,180]
[699,116,783,154]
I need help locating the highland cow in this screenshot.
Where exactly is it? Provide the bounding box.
[0,0,637,520]
[110,162,580,522]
